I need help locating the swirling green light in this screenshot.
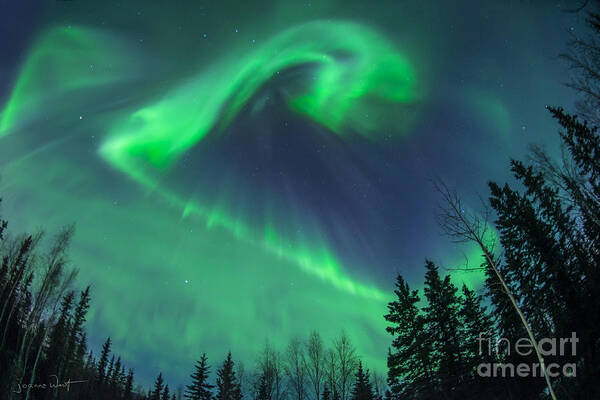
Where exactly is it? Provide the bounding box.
[99,20,419,170]
[96,20,420,300]
[0,26,137,136]
[179,194,387,301]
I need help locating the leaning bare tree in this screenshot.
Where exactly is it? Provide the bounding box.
[433,180,558,400]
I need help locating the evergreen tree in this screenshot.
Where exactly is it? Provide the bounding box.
[321,385,331,400]
[185,354,214,400]
[350,362,374,400]
[45,291,75,374]
[97,337,112,385]
[216,352,243,400]
[458,285,495,369]
[106,355,115,386]
[124,369,135,400]
[74,332,88,372]
[457,284,503,398]
[119,365,126,394]
[422,261,464,396]
[256,373,270,400]
[85,350,94,371]
[63,286,91,378]
[111,356,122,396]
[162,384,171,400]
[384,274,433,400]
[152,372,165,400]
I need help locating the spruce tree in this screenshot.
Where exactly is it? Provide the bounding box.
[45,291,75,376]
[152,372,165,400]
[384,274,433,399]
[110,356,122,396]
[75,332,88,371]
[85,350,94,372]
[422,260,464,396]
[216,352,243,400]
[124,368,134,400]
[457,284,502,397]
[256,372,270,400]
[458,284,495,370]
[63,286,91,377]
[97,337,112,385]
[350,361,374,400]
[119,365,126,394]
[106,355,115,387]
[185,353,214,400]
[163,384,171,400]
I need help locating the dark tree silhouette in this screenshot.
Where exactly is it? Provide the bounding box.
[185,354,214,400]
[384,274,433,400]
[152,373,165,400]
[162,384,171,400]
[349,362,373,400]
[216,352,243,400]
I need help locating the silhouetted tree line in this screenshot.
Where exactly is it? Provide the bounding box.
[384,10,600,400]
[170,332,383,400]
[0,220,146,400]
[0,226,379,400]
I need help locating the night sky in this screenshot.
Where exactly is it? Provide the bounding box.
[0,0,586,388]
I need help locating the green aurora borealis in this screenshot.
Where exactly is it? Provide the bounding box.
[0,0,584,387]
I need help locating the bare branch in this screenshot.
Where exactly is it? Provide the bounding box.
[432,179,558,400]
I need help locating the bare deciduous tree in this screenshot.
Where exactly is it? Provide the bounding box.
[333,331,357,400]
[303,331,325,400]
[285,337,307,400]
[323,349,338,400]
[561,12,600,126]
[257,342,286,400]
[433,179,558,400]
